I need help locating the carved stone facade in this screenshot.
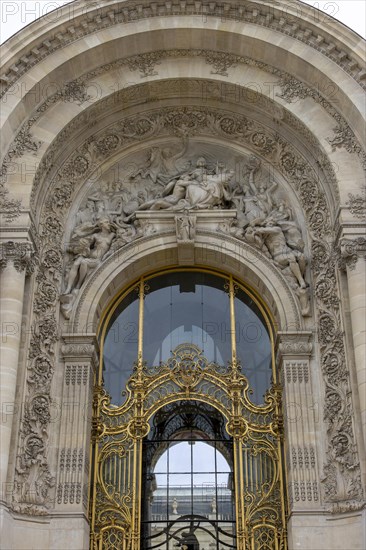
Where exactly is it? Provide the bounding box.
[0,1,365,549]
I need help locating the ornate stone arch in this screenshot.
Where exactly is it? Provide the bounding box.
[1,1,365,549]
[72,232,302,332]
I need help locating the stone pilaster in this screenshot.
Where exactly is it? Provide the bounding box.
[0,241,35,504]
[339,235,366,454]
[56,334,97,517]
[276,332,320,511]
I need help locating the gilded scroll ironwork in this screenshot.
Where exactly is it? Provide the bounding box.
[90,342,287,549]
[90,270,286,549]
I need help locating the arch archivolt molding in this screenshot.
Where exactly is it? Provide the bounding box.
[1,0,365,97]
[72,232,301,332]
[30,90,338,213]
[3,51,366,217]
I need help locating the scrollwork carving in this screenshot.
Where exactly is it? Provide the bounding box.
[126,52,164,77]
[346,191,366,219]
[277,78,366,171]
[0,186,21,222]
[204,51,239,76]
[0,241,36,274]
[311,238,364,509]
[337,237,366,271]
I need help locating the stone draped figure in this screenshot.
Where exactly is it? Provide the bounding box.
[228,156,309,314]
[130,136,189,185]
[60,218,117,317]
[135,157,233,213]
[61,151,309,318]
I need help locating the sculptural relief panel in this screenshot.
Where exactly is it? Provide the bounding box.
[61,141,309,318]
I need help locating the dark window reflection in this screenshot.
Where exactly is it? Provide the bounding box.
[103,291,139,405]
[143,272,231,366]
[234,287,272,404]
[102,272,273,407]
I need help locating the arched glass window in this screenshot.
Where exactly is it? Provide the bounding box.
[101,270,273,406]
[141,401,235,550]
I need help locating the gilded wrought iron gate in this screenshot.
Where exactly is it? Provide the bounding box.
[90,276,287,550]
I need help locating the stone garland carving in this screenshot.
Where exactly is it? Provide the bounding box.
[277,77,366,171]
[347,190,366,219]
[278,340,313,357]
[0,126,41,222]
[203,51,239,76]
[0,128,41,185]
[1,0,365,99]
[0,185,21,222]
[61,343,95,358]
[0,241,36,274]
[126,51,165,78]
[14,105,363,515]
[0,78,90,221]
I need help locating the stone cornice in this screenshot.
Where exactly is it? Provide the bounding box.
[0,0,365,97]
[276,331,313,360]
[61,333,98,361]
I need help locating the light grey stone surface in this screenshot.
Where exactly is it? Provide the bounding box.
[0,0,365,547]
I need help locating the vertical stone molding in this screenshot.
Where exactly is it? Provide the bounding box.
[0,241,34,504]
[276,332,320,510]
[339,235,366,452]
[57,335,97,514]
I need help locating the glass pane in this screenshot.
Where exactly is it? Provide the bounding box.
[216,447,231,473]
[143,272,231,366]
[154,451,168,474]
[142,402,236,550]
[103,290,138,405]
[169,473,191,487]
[168,442,191,473]
[193,442,215,472]
[154,473,168,488]
[234,287,272,404]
